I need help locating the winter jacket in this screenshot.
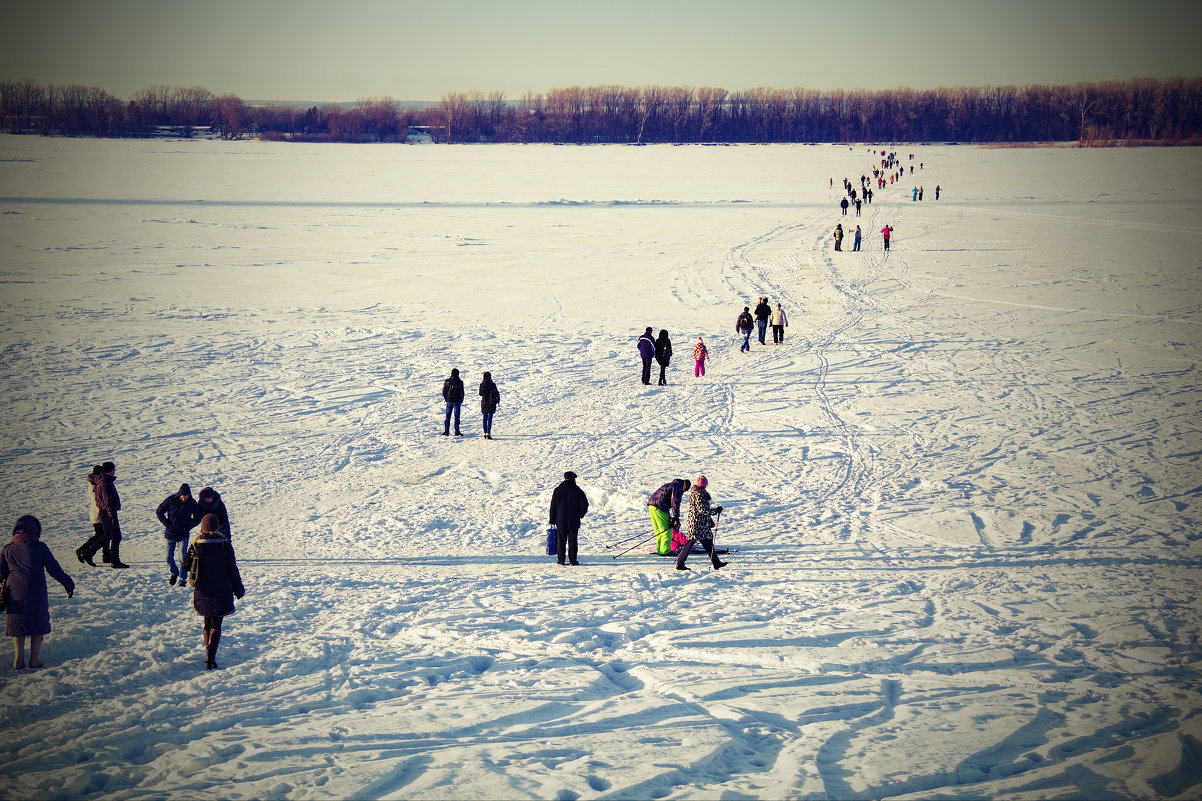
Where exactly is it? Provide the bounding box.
[770,308,789,326]
[754,302,771,321]
[833,227,844,242]
[156,485,201,542]
[196,487,231,539]
[685,486,716,542]
[736,311,754,333]
[1,535,74,637]
[93,473,120,513]
[549,478,589,530]
[655,336,672,366]
[442,374,465,404]
[880,226,893,240]
[479,380,500,414]
[648,479,688,518]
[86,474,101,525]
[182,531,244,618]
[692,340,708,362]
[637,333,655,359]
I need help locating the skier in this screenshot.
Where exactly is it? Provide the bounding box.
[648,478,691,555]
[754,298,771,345]
[770,303,789,344]
[181,513,244,670]
[881,224,894,251]
[196,486,231,539]
[735,306,754,352]
[833,223,844,251]
[853,225,862,252]
[88,462,128,569]
[654,330,673,386]
[692,337,709,378]
[675,476,727,571]
[157,483,200,586]
[548,471,589,566]
[441,368,465,436]
[636,327,655,385]
[479,371,500,439]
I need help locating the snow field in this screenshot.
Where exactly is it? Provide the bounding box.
[0,137,1200,799]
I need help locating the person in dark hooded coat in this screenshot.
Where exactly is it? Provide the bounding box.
[181,514,244,670]
[548,471,589,566]
[479,372,501,439]
[196,487,231,539]
[156,483,200,586]
[442,368,465,436]
[1,515,74,670]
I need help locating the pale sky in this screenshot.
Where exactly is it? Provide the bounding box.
[2,0,1196,101]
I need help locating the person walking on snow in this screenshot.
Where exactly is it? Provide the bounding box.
[441,368,465,436]
[935,185,941,200]
[479,371,500,439]
[654,330,673,386]
[833,223,844,251]
[637,327,655,385]
[548,471,589,566]
[770,303,789,344]
[2,515,74,670]
[79,462,127,568]
[76,466,109,565]
[881,224,894,251]
[692,337,709,377]
[912,186,918,201]
[181,513,244,670]
[853,225,862,252]
[157,483,200,586]
[675,476,727,571]
[196,487,231,539]
[754,298,771,345]
[736,306,754,352]
[648,478,691,555]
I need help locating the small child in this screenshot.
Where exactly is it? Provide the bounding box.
[693,337,709,378]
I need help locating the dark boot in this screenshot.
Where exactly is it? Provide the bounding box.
[109,543,129,569]
[206,629,221,669]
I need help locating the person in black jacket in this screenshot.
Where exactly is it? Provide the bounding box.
[636,327,655,385]
[442,368,465,436]
[548,471,589,566]
[196,487,231,539]
[181,514,245,670]
[479,372,500,439]
[736,307,754,352]
[654,330,672,386]
[156,483,200,586]
[753,298,771,345]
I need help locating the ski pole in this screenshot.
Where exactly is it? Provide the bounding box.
[612,534,657,559]
[604,532,654,550]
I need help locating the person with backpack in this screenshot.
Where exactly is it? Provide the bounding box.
[157,483,200,587]
[654,330,673,386]
[833,223,844,251]
[548,471,589,566]
[181,514,244,670]
[692,337,709,377]
[636,327,656,385]
[441,368,465,436]
[675,476,727,571]
[648,478,691,555]
[479,371,501,439]
[735,306,754,352]
[769,303,789,344]
[754,298,771,344]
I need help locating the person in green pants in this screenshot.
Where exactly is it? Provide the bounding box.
[647,478,691,555]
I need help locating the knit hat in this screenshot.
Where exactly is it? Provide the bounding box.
[695,475,708,488]
[564,471,577,481]
[13,515,41,539]
[200,513,220,533]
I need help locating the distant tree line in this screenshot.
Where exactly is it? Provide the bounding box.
[3,78,1200,144]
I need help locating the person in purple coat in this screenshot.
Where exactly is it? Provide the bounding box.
[1,515,74,670]
[181,514,245,670]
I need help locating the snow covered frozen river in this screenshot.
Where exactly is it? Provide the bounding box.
[1,136,1200,799]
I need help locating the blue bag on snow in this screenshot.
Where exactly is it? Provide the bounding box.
[546,526,558,555]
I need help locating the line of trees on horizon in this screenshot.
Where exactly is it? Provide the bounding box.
[2,77,1201,145]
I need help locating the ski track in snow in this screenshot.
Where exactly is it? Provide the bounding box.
[0,137,1200,800]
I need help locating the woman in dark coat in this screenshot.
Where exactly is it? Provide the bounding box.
[1,515,74,669]
[479,371,501,440]
[654,330,673,386]
[181,514,245,669]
